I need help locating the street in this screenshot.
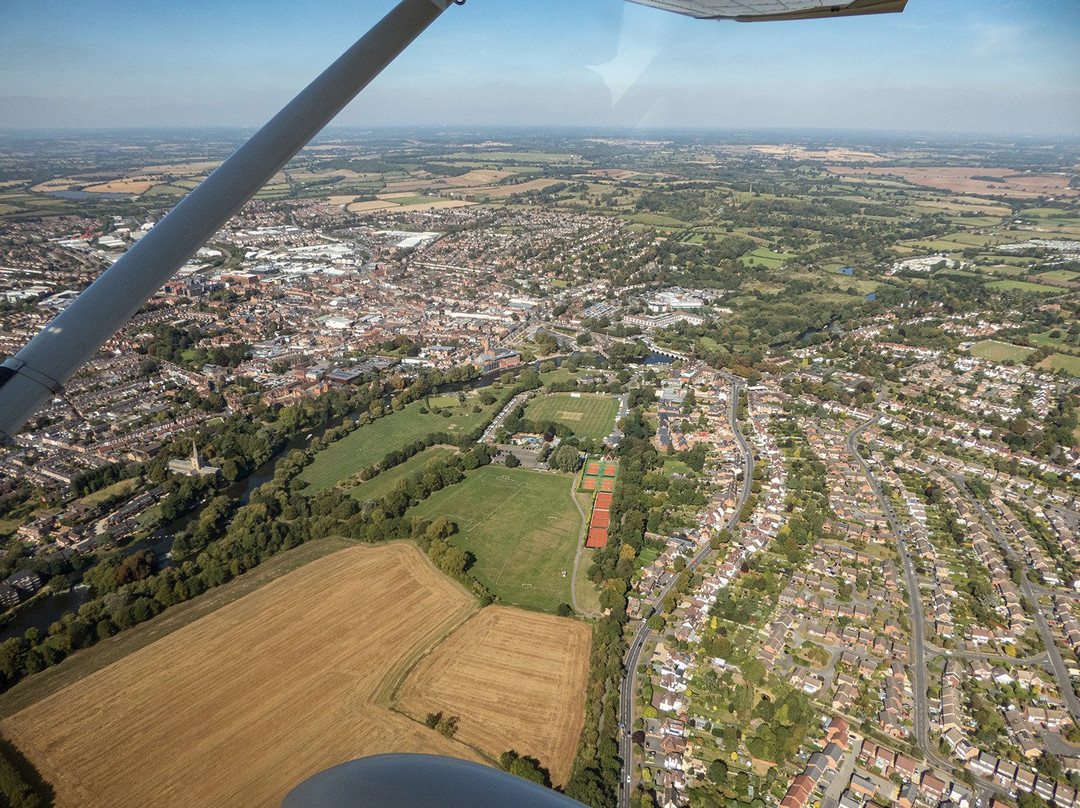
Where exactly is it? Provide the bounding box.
[618,377,752,808]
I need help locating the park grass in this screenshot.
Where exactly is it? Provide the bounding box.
[299,397,496,494]
[524,393,618,440]
[968,340,1034,363]
[539,367,588,388]
[409,466,583,613]
[348,447,457,502]
[76,477,138,506]
[1040,353,1080,376]
[987,279,1062,294]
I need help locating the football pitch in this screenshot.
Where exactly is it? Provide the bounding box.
[523,393,618,440]
[410,466,583,613]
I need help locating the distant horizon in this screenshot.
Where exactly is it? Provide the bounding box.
[2,124,1079,145]
[2,0,1078,137]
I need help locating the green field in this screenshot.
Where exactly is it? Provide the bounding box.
[976,264,1031,277]
[1035,269,1079,282]
[409,466,582,612]
[740,247,788,268]
[348,446,457,503]
[539,367,589,388]
[987,280,1062,294]
[968,340,1034,363]
[300,397,496,493]
[1029,329,1075,348]
[77,477,139,506]
[524,393,618,440]
[1040,353,1080,376]
[663,459,692,477]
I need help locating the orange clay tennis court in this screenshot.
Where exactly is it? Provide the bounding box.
[586,527,608,548]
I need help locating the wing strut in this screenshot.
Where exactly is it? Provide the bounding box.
[0,0,457,440]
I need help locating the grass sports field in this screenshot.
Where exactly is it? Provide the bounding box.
[300,397,497,494]
[394,607,590,786]
[524,393,617,440]
[968,340,1034,363]
[409,466,582,612]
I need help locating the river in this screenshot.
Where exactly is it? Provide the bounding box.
[0,418,334,642]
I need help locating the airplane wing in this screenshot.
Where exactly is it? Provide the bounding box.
[623,0,907,22]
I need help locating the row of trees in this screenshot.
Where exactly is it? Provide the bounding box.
[567,419,669,806]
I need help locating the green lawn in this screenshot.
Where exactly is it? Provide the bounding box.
[300,397,496,493]
[1040,353,1080,376]
[524,393,618,440]
[663,459,692,477]
[409,466,582,613]
[348,446,457,503]
[987,279,1062,294]
[968,340,1034,363]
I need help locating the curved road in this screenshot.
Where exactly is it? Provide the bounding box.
[618,377,752,808]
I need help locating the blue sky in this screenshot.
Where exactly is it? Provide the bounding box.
[1,0,1077,135]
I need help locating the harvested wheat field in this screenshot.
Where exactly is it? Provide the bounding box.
[394,606,590,786]
[82,178,156,194]
[346,199,399,213]
[479,178,567,198]
[1,543,491,808]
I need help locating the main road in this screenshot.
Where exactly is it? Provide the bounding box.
[618,377,753,808]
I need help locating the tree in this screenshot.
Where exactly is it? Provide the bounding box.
[707,759,729,783]
[549,445,584,473]
[504,452,521,468]
[742,658,766,686]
